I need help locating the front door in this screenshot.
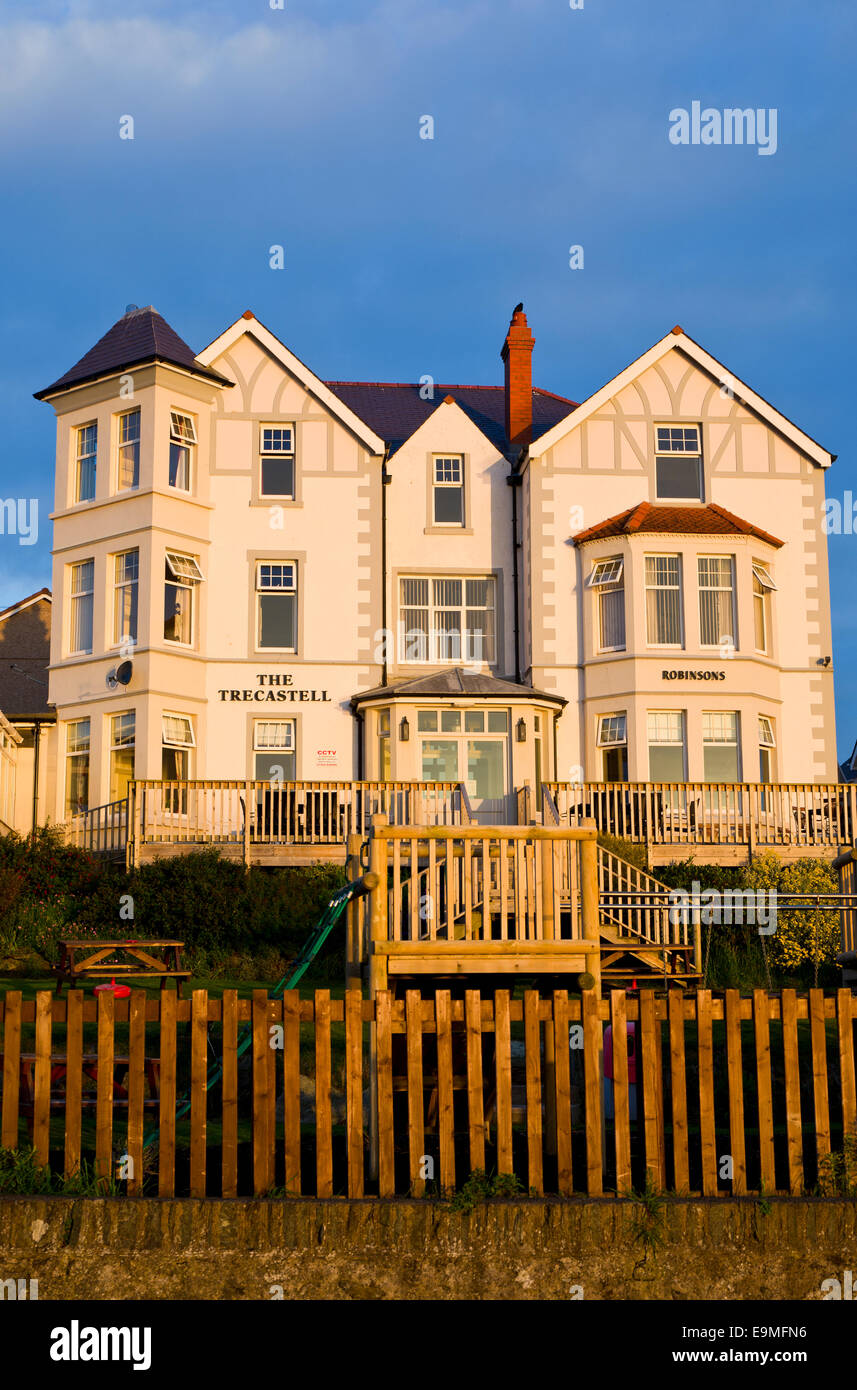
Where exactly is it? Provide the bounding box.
[418,708,510,823]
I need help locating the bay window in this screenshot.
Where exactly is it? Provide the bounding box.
[645,555,683,646]
[69,559,94,655]
[589,557,625,651]
[399,575,495,663]
[65,719,90,816]
[647,711,686,781]
[698,556,735,648]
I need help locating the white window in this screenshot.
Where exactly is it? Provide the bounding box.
[162,712,195,781]
[758,715,776,783]
[164,552,202,645]
[253,719,296,780]
[590,557,625,650]
[256,562,297,650]
[65,719,90,816]
[598,712,628,781]
[647,711,686,781]
[597,713,627,746]
[399,576,495,663]
[113,550,139,646]
[753,562,776,653]
[645,555,683,646]
[702,711,741,781]
[169,411,196,491]
[75,423,97,502]
[433,456,464,525]
[109,711,135,801]
[117,409,140,490]
[69,559,94,654]
[259,424,295,498]
[655,424,702,500]
[698,556,735,648]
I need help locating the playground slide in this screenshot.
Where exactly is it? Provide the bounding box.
[142,874,370,1150]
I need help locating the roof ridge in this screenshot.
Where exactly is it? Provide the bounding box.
[626,501,651,532]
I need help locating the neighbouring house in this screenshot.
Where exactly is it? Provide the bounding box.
[0,588,55,832]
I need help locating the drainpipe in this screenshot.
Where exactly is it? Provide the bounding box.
[31,719,41,837]
[381,448,391,686]
[508,448,526,684]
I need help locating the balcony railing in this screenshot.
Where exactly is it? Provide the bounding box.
[543,780,857,851]
[129,780,466,852]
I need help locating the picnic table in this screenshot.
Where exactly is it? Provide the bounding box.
[1,1052,162,1136]
[53,939,190,996]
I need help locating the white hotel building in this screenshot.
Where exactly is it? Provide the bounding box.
[34,303,837,828]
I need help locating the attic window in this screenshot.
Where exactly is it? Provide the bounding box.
[433,456,464,526]
[655,424,703,501]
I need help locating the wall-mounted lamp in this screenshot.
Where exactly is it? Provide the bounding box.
[399,716,410,742]
[516,717,527,743]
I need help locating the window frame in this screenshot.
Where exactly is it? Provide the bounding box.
[697,554,736,649]
[645,553,684,648]
[112,549,139,648]
[753,561,776,654]
[68,558,95,656]
[702,710,742,783]
[255,560,298,653]
[654,423,703,501]
[398,574,496,665]
[168,410,197,493]
[259,423,296,501]
[65,718,91,816]
[75,422,97,503]
[109,710,136,802]
[647,710,687,782]
[252,718,297,781]
[591,556,626,652]
[431,455,465,527]
[163,552,201,647]
[116,408,141,491]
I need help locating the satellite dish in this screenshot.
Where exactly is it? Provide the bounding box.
[106,660,134,689]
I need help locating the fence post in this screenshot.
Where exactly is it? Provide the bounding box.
[579,820,601,994]
[345,832,364,990]
[368,815,389,1182]
[243,781,252,866]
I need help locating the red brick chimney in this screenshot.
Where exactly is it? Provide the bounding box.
[501,304,535,449]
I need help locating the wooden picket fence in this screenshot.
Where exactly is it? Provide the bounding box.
[1,987,856,1199]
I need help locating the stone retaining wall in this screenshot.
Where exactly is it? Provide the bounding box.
[0,1197,855,1300]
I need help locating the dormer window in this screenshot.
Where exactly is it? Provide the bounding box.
[432,455,464,525]
[655,424,703,500]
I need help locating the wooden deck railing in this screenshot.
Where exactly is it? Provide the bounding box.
[61,798,128,858]
[366,819,598,948]
[2,986,855,1199]
[545,780,857,851]
[125,780,466,854]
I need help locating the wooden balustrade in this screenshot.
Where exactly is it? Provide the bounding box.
[545,780,857,855]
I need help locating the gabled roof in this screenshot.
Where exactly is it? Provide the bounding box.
[351,667,567,706]
[572,502,784,548]
[34,306,233,400]
[196,312,387,456]
[0,588,52,622]
[529,326,835,469]
[326,382,576,460]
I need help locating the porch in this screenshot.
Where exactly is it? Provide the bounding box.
[56,777,856,868]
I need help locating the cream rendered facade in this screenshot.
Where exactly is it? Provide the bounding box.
[521,332,836,786]
[38,308,837,825]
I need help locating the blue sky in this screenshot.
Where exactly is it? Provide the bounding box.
[1,0,854,751]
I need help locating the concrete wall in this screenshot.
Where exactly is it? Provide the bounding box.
[1,1197,856,1300]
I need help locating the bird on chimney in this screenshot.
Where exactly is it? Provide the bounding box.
[513,302,523,314]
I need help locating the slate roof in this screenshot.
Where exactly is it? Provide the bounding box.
[351,667,566,706]
[34,306,233,398]
[572,502,784,548]
[326,382,576,459]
